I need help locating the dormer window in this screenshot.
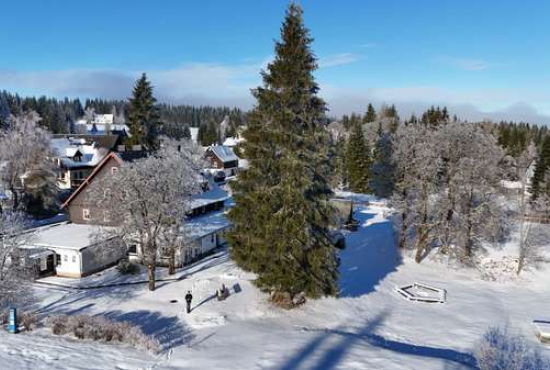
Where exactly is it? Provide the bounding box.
[111,167,118,176]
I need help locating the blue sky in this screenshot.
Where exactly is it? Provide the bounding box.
[1,0,550,123]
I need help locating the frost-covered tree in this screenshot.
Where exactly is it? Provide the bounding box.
[436,123,505,260]
[0,212,34,309]
[476,326,550,370]
[227,4,338,305]
[392,124,440,261]
[89,140,203,290]
[0,111,57,213]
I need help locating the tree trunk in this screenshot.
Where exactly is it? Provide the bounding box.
[463,189,475,260]
[168,249,176,275]
[147,263,156,291]
[398,189,407,249]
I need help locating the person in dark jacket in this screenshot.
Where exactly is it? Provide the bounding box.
[185,291,193,313]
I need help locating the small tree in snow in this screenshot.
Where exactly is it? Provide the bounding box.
[0,111,57,214]
[89,139,203,291]
[0,212,34,310]
[476,326,550,370]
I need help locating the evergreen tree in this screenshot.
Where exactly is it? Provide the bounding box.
[369,128,395,197]
[226,3,338,304]
[126,73,161,150]
[363,103,377,123]
[531,134,550,200]
[346,122,371,193]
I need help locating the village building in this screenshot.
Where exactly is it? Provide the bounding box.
[75,113,128,135]
[22,223,125,278]
[50,135,120,191]
[204,145,239,177]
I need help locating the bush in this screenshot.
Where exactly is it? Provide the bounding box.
[476,326,550,370]
[116,258,139,275]
[0,311,38,332]
[45,314,159,353]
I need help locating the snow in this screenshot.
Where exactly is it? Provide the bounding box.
[185,210,230,240]
[189,184,229,210]
[25,223,107,251]
[222,137,243,147]
[2,194,550,369]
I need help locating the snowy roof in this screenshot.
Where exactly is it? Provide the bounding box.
[208,145,238,163]
[25,223,108,251]
[184,210,230,240]
[222,137,243,147]
[51,138,108,168]
[190,184,229,210]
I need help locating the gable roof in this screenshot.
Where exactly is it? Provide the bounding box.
[207,145,238,163]
[61,152,123,209]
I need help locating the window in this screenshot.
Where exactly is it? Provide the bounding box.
[83,209,91,220]
[63,255,68,262]
[111,167,118,176]
[72,256,76,263]
[103,211,110,223]
[211,234,215,243]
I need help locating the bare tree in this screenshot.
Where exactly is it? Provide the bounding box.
[90,139,203,290]
[436,123,506,261]
[392,124,441,262]
[0,111,57,213]
[0,212,34,309]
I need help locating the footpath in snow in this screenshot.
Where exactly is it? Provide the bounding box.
[1,195,550,370]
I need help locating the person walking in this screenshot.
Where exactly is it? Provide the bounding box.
[185,291,193,313]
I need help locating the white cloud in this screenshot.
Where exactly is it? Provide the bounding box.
[320,85,550,124]
[435,56,493,71]
[359,43,377,48]
[318,53,360,68]
[1,62,549,125]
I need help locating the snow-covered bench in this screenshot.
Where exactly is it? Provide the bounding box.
[394,282,446,303]
[533,320,550,343]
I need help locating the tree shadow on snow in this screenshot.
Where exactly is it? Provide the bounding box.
[102,309,195,352]
[338,207,402,297]
[274,312,478,370]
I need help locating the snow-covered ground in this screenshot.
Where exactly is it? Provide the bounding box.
[1,196,549,370]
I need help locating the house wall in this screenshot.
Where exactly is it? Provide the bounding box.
[50,238,126,278]
[67,156,121,225]
[80,238,126,277]
[205,151,224,169]
[53,247,83,278]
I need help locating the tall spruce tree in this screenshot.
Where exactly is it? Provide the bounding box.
[346,122,371,193]
[126,73,161,150]
[369,126,395,197]
[531,134,550,200]
[226,3,338,304]
[364,103,377,123]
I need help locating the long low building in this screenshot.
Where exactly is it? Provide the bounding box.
[23,223,126,278]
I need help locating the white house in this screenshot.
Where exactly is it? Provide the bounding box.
[23,223,126,278]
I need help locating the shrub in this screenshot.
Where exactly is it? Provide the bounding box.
[476,326,550,370]
[116,258,139,275]
[45,314,159,353]
[0,311,38,332]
